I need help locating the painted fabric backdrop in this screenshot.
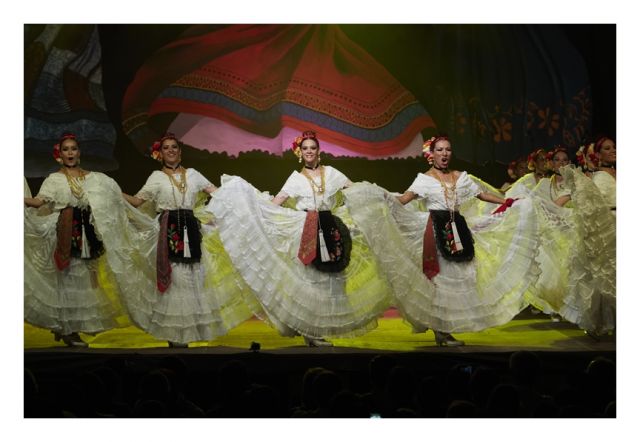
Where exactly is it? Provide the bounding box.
[122,24,435,159]
[406,24,592,164]
[24,24,117,177]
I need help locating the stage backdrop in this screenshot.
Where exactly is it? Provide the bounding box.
[24,24,117,178]
[25,24,612,194]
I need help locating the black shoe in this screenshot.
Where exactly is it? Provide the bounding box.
[434,331,465,347]
[303,336,333,347]
[584,330,601,342]
[54,332,88,348]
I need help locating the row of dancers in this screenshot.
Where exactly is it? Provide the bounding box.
[24,131,616,348]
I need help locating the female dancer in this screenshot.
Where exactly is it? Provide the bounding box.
[500,157,528,193]
[344,136,540,346]
[589,137,616,212]
[555,139,616,336]
[24,133,126,347]
[122,133,255,347]
[524,146,574,315]
[208,131,391,346]
[506,148,548,198]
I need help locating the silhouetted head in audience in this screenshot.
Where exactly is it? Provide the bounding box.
[25,368,38,400]
[312,370,343,410]
[586,356,615,388]
[133,399,168,418]
[486,384,521,418]
[244,384,283,418]
[137,369,172,404]
[329,390,368,418]
[446,400,477,418]
[217,359,249,399]
[385,365,417,411]
[446,364,473,402]
[78,371,111,416]
[509,350,541,386]
[469,366,500,408]
[368,355,397,391]
[604,401,616,418]
[300,367,326,410]
[585,356,616,414]
[415,375,447,418]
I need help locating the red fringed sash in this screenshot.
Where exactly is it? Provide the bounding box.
[422,215,440,279]
[54,207,73,271]
[298,210,319,265]
[156,210,172,293]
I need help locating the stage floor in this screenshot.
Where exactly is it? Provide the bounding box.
[24,310,615,354]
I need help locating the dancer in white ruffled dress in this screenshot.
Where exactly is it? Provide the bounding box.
[554,139,616,336]
[24,133,126,347]
[207,131,391,346]
[582,136,616,212]
[524,147,574,316]
[122,133,255,347]
[506,148,548,198]
[343,136,541,346]
[499,157,528,193]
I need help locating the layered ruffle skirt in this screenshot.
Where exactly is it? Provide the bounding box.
[557,167,616,333]
[342,182,541,333]
[207,175,392,339]
[106,195,259,344]
[24,192,125,336]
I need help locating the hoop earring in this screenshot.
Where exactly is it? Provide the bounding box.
[77,158,81,165]
[298,155,302,163]
[318,153,322,163]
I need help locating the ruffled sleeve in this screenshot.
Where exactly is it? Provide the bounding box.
[278,171,301,199]
[134,171,160,202]
[325,166,351,190]
[35,174,59,203]
[456,171,482,205]
[406,174,426,197]
[189,169,215,192]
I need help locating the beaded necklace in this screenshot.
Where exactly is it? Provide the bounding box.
[163,166,187,207]
[549,174,565,200]
[432,170,457,214]
[301,165,325,195]
[431,170,464,252]
[61,167,87,199]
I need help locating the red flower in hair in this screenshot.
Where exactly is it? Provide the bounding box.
[53,144,61,161]
[52,134,76,164]
[150,141,163,162]
[527,148,546,171]
[422,137,436,164]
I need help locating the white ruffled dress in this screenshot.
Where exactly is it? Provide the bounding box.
[523,176,575,313]
[24,172,124,335]
[592,171,616,213]
[125,169,256,344]
[207,166,392,339]
[518,167,615,333]
[506,173,540,198]
[556,167,616,333]
[343,172,540,333]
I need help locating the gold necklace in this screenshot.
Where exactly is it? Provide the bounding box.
[163,166,187,207]
[432,171,457,212]
[301,165,325,194]
[61,167,87,199]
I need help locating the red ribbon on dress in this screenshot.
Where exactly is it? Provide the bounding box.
[53,207,73,271]
[298,210,319,265]
[156,210,172,293]
[422,215,440,279]
[492,197,517,215]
